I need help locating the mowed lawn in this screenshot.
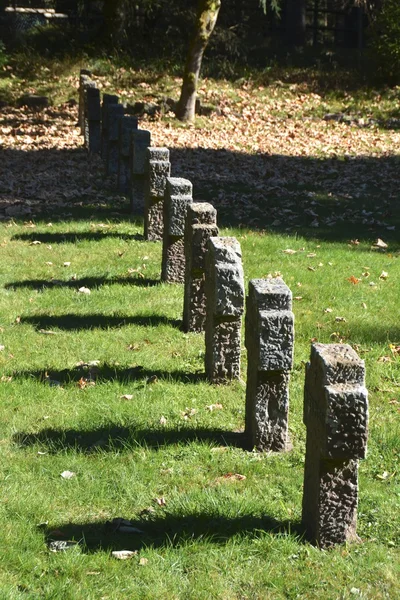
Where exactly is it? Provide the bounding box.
[0,57,399,599]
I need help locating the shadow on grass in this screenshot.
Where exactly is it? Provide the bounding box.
[11,231,144,243]
[11,364,203,385]
[42,512,305,553]
[19,313,180,330]
[14,424,245,453]
[5,276,160,291]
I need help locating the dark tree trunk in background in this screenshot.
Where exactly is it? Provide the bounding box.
[286,0,307,46]
[176,0,222,122]
[103,0,127,46]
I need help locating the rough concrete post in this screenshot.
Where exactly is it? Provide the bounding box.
[161,178,193,283]
[105,104,124,175]
[82,80,97,144]
[302,343,369,549]
[101,94,118,159]
[117,115,138,192]
[144,148,171,241]
[205,237,245,382]
[79,68,92,133]
[85,86,101,154]
[129,129,151,214]
[183,202,218,333]
[244,278,294,452]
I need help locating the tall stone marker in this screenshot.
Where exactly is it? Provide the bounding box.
[129,129,151,213]
[161,178,193,283]
[183,202,218,333]
[205,237,244,382]
[79,68,92,133]
[101,94,119,159]
[105,103,124,175]
[117,115,138,192]
[302,343,368,549]
[245,278,294,452]
[144,148,171,241]
[85,86,101,154]
[81,79,97,144]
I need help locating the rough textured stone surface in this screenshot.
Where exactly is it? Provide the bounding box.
[85,86,101,154]
[101,94,118,159]
[245,278,294,452]
[144,147,171,241]
[82,80,97,147]
[129,130,151,213]
[161,178,193,283]
[302,343,369,548]
[117,116,138,192]
[105,104,124,175]
[79,69,92,132]
[205,237,244,382]
[183,203,218,332]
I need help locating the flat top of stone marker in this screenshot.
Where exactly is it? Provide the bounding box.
[209,236,242,258]
[147,147,169,161]
[166,177,193,196]
[250,278,290,295]
[189,202,216,215]
[312,343,363,367]
[107,103,124,114]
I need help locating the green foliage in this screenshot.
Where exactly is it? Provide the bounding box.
[371,0,400,83]
[0,41,7,69]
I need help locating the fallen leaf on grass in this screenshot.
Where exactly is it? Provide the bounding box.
[350,239,360,245]
[0,345,4,351]
[30,240,41,245]
[182,407,197,419]
[127,343,140,351]
[77,377,95,389]
[112,550,137,560]
[324,308,333,313]
[283,249,297,254]
[335,317,347,323]
[120,394,133,400]
[39,329,58,335]
[372,238,388,250]
[379,271,389,280]
[49,540,77,552]
[61,470,76,479]
[308,266,316,272]
[307,253,317,258]
[139,557,149,566]
[294,296,303,301]
[206,403,223,411]
[215,473,246,484]
[389,345,400,356]
[362,303,367,309]
[63,261,71,267]
[154,497,166,507]
[348,275,361,284]
[377,356,392,363]
[159,415,167,425]
[146,375,158,384]
[78,286,90,294]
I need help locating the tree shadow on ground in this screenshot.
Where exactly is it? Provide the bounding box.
[11,364,204,385]
[41,512,305,553]
[1,142,400,247]
[6,276,159,291]
[11,231,144,243]
[19,313,180,329]
[13,424,245,453]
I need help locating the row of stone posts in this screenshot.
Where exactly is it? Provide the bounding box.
[78,71,369,550]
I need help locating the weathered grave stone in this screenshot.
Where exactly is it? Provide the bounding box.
[82,79,97,142]
[79,69,92,132]
[129,129,151,213]
[85,86,101,154]
[144,148,171,241]
[117,116,138,192]
[205,237,244,382]
[161,178,193,283]
[244,278,294,452]
[183,202,218,332]
[302,343,369,548]
[105,103,124,175]
[101,94,119,159]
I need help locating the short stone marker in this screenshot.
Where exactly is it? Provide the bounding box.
[81,79,97,143]
[101,93,118,159]
[302,343,369,548]
[245,278,294,452]
[129,129,151,213]
[183,202,218,332]
[205,237,244,382]
[161,177,193,283]
[117,115,138,192]
[144,148,171,241]
[84,86,101,154]
[105,103,124,175]
[79,68,92,133]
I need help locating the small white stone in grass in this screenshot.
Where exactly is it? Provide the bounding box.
[61,470,76,480]
[0,345,4,351]
[111,550,137,560]
[78,287,91,294]
[63,261,71,267]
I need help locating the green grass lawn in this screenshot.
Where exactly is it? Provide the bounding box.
[0,54,399,599]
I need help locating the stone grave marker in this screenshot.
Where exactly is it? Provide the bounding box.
[79,68,92,133]
[117,116,138,192]
[85,86,101,154]
[101,94,118,159]
[244,278,294,451]
[205,237,244,382]
[144,148,170,241]
[129,129,151,213]
[183,202,218,332]
[302,343,369,548]
[105,103,124,175]
[161,178,193,283]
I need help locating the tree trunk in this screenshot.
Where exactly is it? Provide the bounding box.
[176,0,221,122]
[286,0,307,46]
